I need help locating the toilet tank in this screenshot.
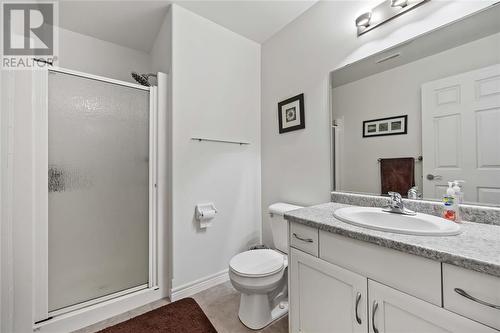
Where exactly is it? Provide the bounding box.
[268,203,303,254]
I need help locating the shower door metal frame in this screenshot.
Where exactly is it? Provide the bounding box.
[32,66,158,323]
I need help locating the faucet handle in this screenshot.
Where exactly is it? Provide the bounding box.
[388,191,402,201]
[387,192,403,208]
[385,191,417,215]
[407,186,422,199]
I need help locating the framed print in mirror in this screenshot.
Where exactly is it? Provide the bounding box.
[278,93,305,133]
[363,115,407,138]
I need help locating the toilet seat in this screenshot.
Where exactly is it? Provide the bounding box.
[230,249,285,278]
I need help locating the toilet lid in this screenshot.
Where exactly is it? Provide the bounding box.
[230,249,285,277]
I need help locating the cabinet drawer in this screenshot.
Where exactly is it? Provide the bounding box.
[369,279,497,333]
[319,231,442,306]
[290,222,318,257]
[443,264,500,330]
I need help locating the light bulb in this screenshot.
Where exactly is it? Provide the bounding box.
[391,0,408,8]
[355,12,372,28]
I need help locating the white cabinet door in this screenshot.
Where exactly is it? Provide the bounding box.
[368,280,497,333]
[290,248,367,333]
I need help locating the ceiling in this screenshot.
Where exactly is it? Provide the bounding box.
[176,1,317,44]
[58,1,318,53]
[59,1,171,53]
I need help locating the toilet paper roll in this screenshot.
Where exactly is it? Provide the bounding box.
[200,209,216,221]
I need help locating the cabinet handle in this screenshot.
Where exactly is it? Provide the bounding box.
[292,233,313,243]
[355,292,362,324]
[454,288,500,310]
[372,301,379,333]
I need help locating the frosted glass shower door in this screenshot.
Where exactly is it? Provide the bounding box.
[47,71,150,312]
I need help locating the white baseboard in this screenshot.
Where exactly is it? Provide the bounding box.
[171,269,229,301]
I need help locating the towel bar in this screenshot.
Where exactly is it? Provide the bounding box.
[377,156,422,162]
[191,137,250,145]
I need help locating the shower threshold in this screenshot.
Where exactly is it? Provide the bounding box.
[48,284,150,318]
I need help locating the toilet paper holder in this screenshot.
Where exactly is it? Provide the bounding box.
[195,203,217,222]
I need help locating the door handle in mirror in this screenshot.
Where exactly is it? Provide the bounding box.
[426,174,442,181]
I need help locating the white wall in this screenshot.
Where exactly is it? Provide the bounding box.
[333,32,500,195]
[5,70,34,333]
[261,0,497,246]
[0,70,7,333]
[151,8,172,75]
[150,8,173,297]
[58,28,151,82]
[170,4,261,291]
[0,71,2,332]
[0,26,159,333]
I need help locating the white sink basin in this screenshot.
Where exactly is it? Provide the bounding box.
[333,207,461,236]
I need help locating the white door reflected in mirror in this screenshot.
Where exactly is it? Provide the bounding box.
[421,64,500,205]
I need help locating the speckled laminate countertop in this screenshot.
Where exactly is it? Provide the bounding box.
[284,202,500,278]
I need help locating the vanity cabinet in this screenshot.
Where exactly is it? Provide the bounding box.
[319,230,441,306]
[289,222,498,333]
[290,248,367,333]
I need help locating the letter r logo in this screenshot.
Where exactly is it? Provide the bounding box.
[3,3,54,56]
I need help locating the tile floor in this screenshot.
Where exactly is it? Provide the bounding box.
[193,282,288,333]
[74,282,288,333]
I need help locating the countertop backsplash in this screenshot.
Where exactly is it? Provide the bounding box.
[331,191,500,226]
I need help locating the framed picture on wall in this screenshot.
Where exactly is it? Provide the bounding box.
[363,115,407,137]
[278,93,305,134]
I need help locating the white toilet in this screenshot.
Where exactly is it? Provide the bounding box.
[229,202,302,330]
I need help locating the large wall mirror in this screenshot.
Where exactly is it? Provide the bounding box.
[330,4,500,206]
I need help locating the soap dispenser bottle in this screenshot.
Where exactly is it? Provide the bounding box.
[442,182,457,221]
[452,180,465,223]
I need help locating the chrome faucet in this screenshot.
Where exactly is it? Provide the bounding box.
[383,192,416,215]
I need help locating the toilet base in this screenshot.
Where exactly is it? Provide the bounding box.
[238,293,288,330]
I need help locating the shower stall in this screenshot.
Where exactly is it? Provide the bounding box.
[32,67,160,324]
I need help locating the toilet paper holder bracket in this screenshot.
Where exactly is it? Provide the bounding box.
[195,203,217,221]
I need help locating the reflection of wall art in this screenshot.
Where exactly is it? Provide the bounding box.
[278,93,305,133]
[363,115,407,138]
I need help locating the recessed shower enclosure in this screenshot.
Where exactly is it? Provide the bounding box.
[32,67,159,323]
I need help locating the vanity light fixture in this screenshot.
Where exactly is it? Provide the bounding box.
[356,0,429,36]
[355,12,372,28]
[375,52,401,64]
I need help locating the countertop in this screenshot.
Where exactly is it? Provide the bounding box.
[284,202,500,278]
